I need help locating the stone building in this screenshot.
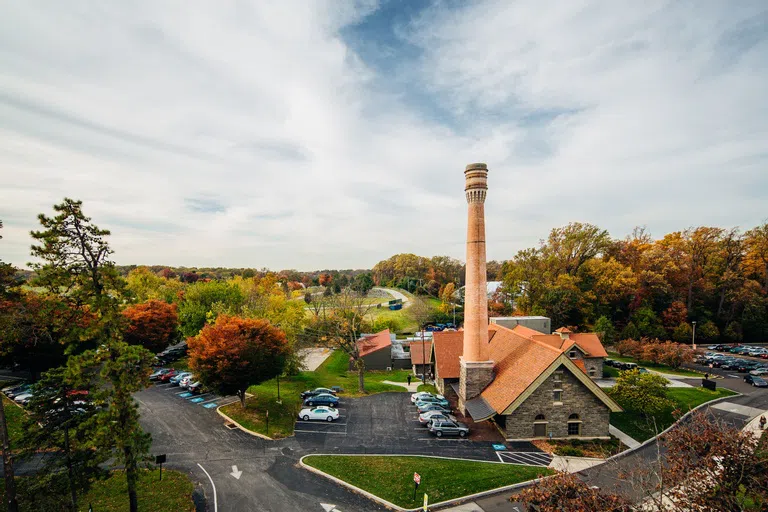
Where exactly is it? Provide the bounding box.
[432,162,620,440]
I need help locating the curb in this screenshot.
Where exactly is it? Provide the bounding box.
[299,454,553,512]
[216,404,274,441]
[604,390,741,464]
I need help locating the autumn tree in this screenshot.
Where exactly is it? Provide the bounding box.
[122,300,179,353]
[177,279,244,337]
[518,472,632,511]
[125,266,182,303]
[352,272,374,295]
[593,316,617,346]
[608,369,673,417]
[744,222,768,292]
[188,315,290,408]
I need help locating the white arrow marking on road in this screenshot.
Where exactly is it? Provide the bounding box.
[230,465,242,480]
[321,504,340,512]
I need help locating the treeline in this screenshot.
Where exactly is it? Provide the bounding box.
[501,222,768,344]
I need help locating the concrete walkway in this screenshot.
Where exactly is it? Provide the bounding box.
[297,347,333,371]
[549,455,605,473]
[382,380,422,392]
[743,409,768,438]
[609,424,641,449]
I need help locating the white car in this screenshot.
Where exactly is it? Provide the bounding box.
[410,391,433,404]
[180,375,194,389]
[14,392,34,405]
[298,407,339,422]
[750,368,768,376]
[418,410,457,425]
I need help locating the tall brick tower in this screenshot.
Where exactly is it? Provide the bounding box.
[458,163,494,414]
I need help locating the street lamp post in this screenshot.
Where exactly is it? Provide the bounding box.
[452,303,456,326]
[692,321,697,351]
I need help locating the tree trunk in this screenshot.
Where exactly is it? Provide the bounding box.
[717,289,726,318]
[64,425,78,511]
[239,390,246,409]
[354,358,365,394]
[0,398,19,512]
[124,445,138,512]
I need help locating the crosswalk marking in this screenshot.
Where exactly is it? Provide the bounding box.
[496,451,552,467]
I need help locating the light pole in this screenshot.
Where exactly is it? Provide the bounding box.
[692,321,697,351]
[452,303,456,326]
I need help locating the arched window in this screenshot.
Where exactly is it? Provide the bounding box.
[533,414,547,437]
[535,414,546,421]
[589,368,596,377]
[567,413,581,435]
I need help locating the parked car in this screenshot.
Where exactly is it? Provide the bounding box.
[411,391,434,404]
[298,406,339,422]
[300,388,337,400]
[5,384,32,399]
[158,369,179,382]
[622,363,639,371]
[150,368,172,381]
[304,394,339,407]
[14,391,34,405]
[189,381,205,395]
[737,362,759,373]
[2,382,26,394]
[428,419,469,438]
[180,375,195,389]
[418,410,457,426]
[637,368,649,374]
[750,368,768,376]
[415,395,449,408]
[744,375,768,387]
[417,402,451,414]
[170,372,192,386]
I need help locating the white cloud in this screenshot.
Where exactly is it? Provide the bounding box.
[1,0,766,270]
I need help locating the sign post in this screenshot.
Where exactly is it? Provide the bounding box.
[413,472,421,500]
[423,493,428,511]
[155,454,167,481]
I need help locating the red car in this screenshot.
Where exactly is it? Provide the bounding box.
[158,370,179,383]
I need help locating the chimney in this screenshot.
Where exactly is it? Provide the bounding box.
[458,163,494,414]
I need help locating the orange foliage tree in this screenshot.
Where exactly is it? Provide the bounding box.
[122,300,179,354]
[188,315,290,407]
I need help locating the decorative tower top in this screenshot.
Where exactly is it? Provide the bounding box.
[464,163,488,204]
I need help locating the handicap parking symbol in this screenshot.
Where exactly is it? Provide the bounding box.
[203,403,218,409]
[189,397,205,403]
[179,392,193,398]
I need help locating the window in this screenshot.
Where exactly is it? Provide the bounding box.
[567,414,581,436]
[569,350,577,358]
[535,414,546,421]
[534,414,548,437]
[553,390,562,402]
[553,371,563,383]
[589,368,596,377]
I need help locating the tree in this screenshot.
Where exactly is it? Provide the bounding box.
[352,273,374,295]
[661,301,688,333]
[177,280,244,337]
[657,341,693,369]
[126,266,182,303]
[723,321,743,342]
[122,300,179,353]
[593,316,617,346]
[671,322,693,344]
[188,315,290,408]
[609,369,673,417]
[518,471,632,511]
[615,338,640,357]
[697,320,720,343]
[620,321,640,341]
[744,222,768,292]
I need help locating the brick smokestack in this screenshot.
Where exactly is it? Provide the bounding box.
[458,163,494,415]
[463,163,489,361]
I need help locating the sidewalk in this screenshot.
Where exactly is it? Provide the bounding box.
[743,409,768,439]
[609,425,641,449]
[382,380,422,392]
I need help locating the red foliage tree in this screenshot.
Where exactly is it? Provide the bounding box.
[159,267,177,279]
[188,315,290,407]
[517,472,632,511]
[318,273,332,286]
[661,301,688,332]
[122,300,179,354]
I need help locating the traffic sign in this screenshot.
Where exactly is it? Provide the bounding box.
[414,472,421,485]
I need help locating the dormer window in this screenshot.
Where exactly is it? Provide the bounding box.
[569,350,577,359]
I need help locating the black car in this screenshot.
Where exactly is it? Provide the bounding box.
[744,375,768,387]
[300,388,337,400]
[737,362,759,373]
[303,393,339,407]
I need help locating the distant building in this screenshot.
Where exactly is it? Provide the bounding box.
[410,341,433,378]
[349,329,410,371]
[490,316,551,334]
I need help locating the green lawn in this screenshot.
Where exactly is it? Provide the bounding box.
[303,455,552,508]
[602,366,620,378]
[2,469,194,512]
[2,396,28,447]
[221,350,413,437]
[417,383,439,394]
[610,387,737,442]
[608,352,703,377]
[78,469,195,512]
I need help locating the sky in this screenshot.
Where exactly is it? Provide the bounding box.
[1,0,767,271]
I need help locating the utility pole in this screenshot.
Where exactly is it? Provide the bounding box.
[421,326,426,384]
[0,398,19,512]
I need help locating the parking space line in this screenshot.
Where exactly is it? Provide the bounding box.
[215,399,240,407]
[295,420,346,424]
[200,396,229,404]
[294,430,347,435]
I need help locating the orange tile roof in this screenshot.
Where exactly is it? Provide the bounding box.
[572,359,587,373]
[432,331,464,379]
[565,333,608,358]
[357,329,391,358]
[431,322,611,415]
[554,327,573,333]
[410,341,433,365]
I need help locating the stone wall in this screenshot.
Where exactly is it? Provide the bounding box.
[503,365,610,440]
[458,358,495,414]
[584,357,604,379]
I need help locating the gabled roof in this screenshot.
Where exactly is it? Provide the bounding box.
[565,333,608,358]
[554,327,573,334]
[357,329,391,358]
[431,323,620,420]
[410,341,433,365]
[432,330,464,379]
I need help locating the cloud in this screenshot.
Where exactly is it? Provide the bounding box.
[1,0,766,270]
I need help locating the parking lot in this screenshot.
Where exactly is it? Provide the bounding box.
[151,380,240,409]
[293,391,544,464]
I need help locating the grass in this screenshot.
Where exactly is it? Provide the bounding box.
[537,438,625,458]
[78,469,195,512]
[417,383,439,394]
[303,455,552,508]
[608,352,703,377]
[221,350,414,437]
[610,386,737,442]
[2,396,28,447]
[602,366,620,378]
[1,469,194,512]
